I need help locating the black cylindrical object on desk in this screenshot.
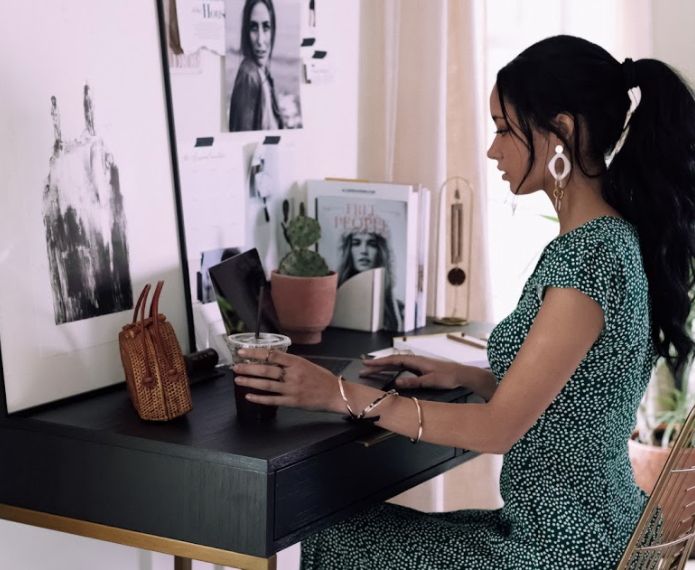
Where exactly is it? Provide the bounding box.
[184,348,219,376]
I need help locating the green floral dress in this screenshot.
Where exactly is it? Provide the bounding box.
[301,216,655,570]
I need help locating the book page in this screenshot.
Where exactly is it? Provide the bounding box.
[393,333,489,368]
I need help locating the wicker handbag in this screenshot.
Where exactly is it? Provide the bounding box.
[119,281,193,421]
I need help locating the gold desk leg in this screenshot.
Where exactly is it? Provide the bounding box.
[0,504,276,570]
[173,553,276,570]
[175,556,193,570]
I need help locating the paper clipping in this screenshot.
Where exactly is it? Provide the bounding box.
[177,0,226,56]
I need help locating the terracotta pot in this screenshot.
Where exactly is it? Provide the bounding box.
[628,430,671,494]
[270,270,338,344]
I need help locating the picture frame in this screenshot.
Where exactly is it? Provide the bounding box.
[0,0,194,414]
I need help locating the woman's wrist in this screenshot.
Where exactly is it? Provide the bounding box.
[453,362,471,388]
[333,378,397,420]
[335,375,356,417]
[459,365,497,401]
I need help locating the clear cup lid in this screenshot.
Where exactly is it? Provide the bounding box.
[225,332,291,350]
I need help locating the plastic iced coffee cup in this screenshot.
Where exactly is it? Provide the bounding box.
[225,332,291,421]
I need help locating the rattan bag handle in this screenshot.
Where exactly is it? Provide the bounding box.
[132,282,151,324]
[136,283,154,384]
[150,281,178,379]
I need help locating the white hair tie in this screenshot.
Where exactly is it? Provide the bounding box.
[605,86,642,167]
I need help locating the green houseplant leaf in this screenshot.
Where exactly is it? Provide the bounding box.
[277,209,329,277]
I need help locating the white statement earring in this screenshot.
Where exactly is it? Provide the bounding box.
[547,144,571,213]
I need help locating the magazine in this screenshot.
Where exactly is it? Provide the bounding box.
[308,180,419,331]
[415,184,431,328]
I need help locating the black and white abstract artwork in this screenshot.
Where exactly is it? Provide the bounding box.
[43,85,133,324]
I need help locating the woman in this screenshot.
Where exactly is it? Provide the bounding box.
[337,230,405,331]
[232,36,695,569]
[228,0,283,132]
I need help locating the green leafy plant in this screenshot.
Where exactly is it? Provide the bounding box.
[637,298,695,448]
[278,206,329,277]
[651,386,695,448]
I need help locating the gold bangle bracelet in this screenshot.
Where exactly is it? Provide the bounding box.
[409,397,423,444]
[357,389,399,420]
[337,375,357,419]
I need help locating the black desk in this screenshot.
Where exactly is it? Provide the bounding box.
[0,322,490,569]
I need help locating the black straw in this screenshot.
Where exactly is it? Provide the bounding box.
[255,284,264,340]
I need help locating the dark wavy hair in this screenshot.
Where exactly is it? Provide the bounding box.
[497,35,695,385]
[240,0,276,62]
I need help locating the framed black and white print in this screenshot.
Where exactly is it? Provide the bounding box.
[0,0,192,413]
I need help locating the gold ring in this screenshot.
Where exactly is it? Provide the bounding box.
[264,349,273,363]
[278,367,286,382]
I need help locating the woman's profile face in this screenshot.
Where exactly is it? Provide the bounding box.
[350,233,380,272]
[249,2,272,68]
[486,85,549,195]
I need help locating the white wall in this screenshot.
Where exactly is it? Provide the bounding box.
[652,0,695,85]
[0,2,361,569]
[172,0,360,290]
[170,3,360,177]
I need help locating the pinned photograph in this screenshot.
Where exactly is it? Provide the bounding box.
[198,246,241,304]
[225,0,303,132]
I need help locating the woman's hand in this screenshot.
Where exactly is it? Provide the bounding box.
[232,349,344,413]
[360,354,464,390]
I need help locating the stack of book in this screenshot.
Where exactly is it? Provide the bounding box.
[307,179,431,332]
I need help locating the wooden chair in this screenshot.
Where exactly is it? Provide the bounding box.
[617,405,695,569]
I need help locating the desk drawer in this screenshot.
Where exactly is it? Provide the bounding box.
[274,435,454,539]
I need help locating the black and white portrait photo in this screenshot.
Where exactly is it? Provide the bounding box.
[43,84,133,325]
[225,0,303,132]
[315,197,408,331]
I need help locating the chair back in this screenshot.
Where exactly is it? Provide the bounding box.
[617,405,695,569]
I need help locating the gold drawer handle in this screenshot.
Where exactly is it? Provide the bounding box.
[355,429,396,447]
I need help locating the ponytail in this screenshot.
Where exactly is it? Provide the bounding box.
[497,36,695,386]
[603,59,695,384]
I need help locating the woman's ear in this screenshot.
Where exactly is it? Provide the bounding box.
[552,113,575,141]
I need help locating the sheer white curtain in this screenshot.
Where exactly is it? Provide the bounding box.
[358,0,491,323]
[358,0,495,512]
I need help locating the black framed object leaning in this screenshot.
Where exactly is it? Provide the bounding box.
[0,0,194,414]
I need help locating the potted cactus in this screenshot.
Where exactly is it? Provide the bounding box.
[270,205,338,344]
